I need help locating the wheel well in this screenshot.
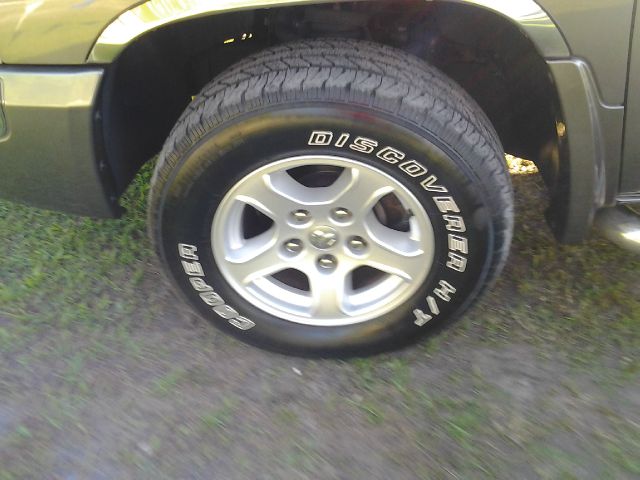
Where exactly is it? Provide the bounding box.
[99,1,561,198]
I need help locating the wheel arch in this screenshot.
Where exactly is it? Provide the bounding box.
[95,0,599,242]
[87,0,570,63]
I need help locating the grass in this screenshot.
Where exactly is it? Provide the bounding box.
[0,161,639,478]
[0,163,155,337]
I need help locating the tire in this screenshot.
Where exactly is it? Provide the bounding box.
[149,39,513,357]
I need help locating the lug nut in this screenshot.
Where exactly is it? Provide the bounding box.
[331,207,352,222]
[317,254,338,272]
[291,209,311,224]
[348,236,368,253]
[284,239,303,255]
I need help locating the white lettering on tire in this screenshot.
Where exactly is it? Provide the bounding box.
[434,280,457,302]
[349,136,378,154]
[178,244,255,330]
[229,317,256,330]
[399,160,428,177]
[178,243,199,260]
[376,146,405,164]
[181,260,205,277]
[443,215,466,233]
[335,133,351,148]
[433,196,460,214]
[200,291,225,307]
[413,309,433,327]
[448,235,469,254]
[446,252,468,273]
[308,131,334,146]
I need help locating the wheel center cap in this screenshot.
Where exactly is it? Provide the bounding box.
[309,226,339,250]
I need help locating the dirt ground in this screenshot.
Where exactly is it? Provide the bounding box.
[1,165,639,479]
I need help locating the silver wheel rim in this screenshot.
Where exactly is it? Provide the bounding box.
[211,155,435,326]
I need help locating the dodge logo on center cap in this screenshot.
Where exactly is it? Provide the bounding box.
[309,226,339,250]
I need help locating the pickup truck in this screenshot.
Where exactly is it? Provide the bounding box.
[1,0,639,356]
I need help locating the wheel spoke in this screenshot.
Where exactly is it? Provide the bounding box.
[364,212,426,281]
[307,268,349,318]
[233,170,304,218]
[224,227,288,284]
[334,167,394,217]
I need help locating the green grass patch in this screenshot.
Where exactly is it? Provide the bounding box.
[0,163,158,351]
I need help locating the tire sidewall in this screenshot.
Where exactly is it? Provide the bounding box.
[157,104,493,355]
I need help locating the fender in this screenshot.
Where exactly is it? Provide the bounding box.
[86,0,569,63]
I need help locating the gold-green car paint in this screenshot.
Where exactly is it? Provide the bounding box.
[544,0,634,106]
[0,0,137,65]
[0,68,114,216]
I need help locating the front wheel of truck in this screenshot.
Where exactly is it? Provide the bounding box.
[148,39,514,356]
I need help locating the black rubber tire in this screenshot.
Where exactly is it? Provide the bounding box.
[149,39,513,357]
